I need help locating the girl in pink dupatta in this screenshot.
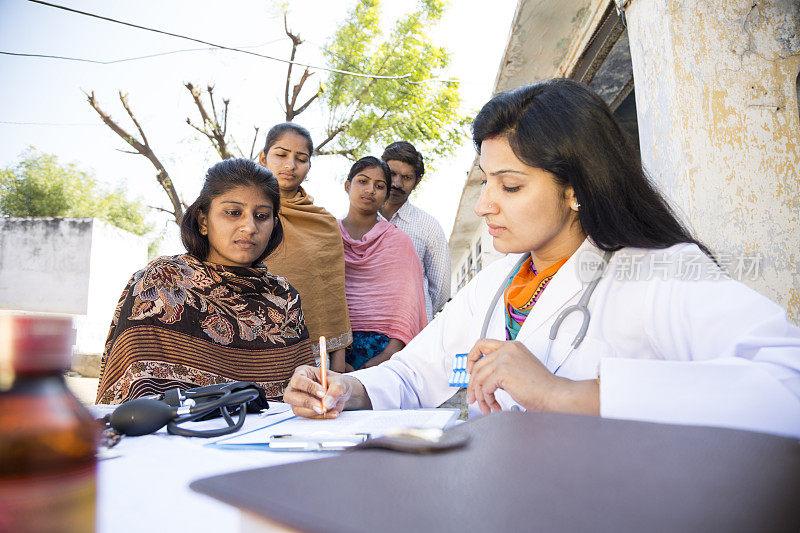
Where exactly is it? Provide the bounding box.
[339,157,427,371]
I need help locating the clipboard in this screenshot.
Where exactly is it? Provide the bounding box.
[192,411,800,533]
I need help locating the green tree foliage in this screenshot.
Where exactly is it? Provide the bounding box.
[0,147,152,236]
[319,0,468,161]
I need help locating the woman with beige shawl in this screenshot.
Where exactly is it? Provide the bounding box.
[258,123,352,371]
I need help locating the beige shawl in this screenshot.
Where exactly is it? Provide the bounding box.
[265,187,352,353]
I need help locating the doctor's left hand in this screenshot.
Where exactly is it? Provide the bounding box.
[466,339,599,416]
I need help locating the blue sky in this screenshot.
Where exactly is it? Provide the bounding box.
[0,0,517,252]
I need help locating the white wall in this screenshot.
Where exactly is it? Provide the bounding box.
[0,217,93,314]
[79,219,149,357]
[0,218,148,372]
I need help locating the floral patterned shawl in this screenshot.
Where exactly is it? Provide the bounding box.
[96,254,313,404]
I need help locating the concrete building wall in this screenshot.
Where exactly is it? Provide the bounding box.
[0,217,93,314]
[0,218,148,374]
[626,0,800,322]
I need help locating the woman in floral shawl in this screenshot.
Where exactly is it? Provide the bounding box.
[96,159,313,404]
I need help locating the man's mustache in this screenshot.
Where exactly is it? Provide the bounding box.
[390,187,405,195]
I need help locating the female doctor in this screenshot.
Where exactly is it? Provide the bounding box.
[283,78,800,437]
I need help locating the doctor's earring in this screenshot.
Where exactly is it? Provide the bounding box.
[572,202,581,211]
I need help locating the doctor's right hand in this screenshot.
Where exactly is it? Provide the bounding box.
[283,366,372,419]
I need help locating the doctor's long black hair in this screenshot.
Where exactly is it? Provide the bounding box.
[472,78,712,258]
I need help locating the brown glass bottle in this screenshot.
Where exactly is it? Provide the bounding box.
[0,315,99,533]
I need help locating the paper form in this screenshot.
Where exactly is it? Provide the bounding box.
[209,407,459,447]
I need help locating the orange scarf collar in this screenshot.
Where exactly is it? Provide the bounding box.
[504,256,570,311]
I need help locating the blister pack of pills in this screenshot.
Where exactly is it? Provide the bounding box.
[448,353,470,388]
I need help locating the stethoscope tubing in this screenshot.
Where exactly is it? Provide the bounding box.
[480,250,613,374]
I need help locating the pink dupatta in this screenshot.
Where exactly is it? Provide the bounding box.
[339,220,427,345]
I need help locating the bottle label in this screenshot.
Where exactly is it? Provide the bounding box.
[0,464,96,533]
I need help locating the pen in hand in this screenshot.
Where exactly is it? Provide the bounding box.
[319,336,327,414]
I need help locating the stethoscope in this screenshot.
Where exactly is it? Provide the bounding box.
[480,250,613,374]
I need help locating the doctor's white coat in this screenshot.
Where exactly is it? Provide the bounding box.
[352,239,800,437]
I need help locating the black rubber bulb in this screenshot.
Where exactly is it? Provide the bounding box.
[109,398,176,436]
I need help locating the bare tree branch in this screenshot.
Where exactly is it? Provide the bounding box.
[208,84,218,125]
[222,98,229,138]
[282,16,321,122]
[289,68,310,110]
[184,82,235,160]
[119,91,150,147]
[290,68,320,118]
[186,117,216,143]
[115,148,140,155]
[314,148,356,158]
[283,14,301,119]
[314,125,346,154]
[147,205,175,215]
[85,90,183,223]
[293,88,320,117]
[186,83,213,129]
[249,126,260,159]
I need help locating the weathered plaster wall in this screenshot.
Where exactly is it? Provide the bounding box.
[495,0,603,91]
[627,0,800,322]
[0,217,93,314]
[0,218,148,372]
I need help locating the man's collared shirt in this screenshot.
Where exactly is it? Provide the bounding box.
[381,201,451,320]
